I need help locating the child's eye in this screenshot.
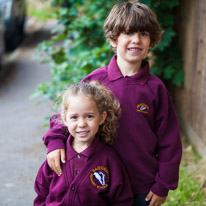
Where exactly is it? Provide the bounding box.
[87,114,94,119]
[140,32,149,37]
[124,31,132,36]
[70,116,77,120]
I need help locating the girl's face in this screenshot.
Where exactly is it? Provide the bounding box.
[110,31,151,69]
[63,96,107,149]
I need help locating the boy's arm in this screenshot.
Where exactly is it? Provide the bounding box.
[151,85,182,197]
[43,72,95,174]
[43,67,106,174]
[43,113,68,175]
[43,70,99,152]
[43,113,68,153]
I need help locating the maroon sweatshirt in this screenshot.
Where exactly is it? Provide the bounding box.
[34,135,133,206]
[43,56,182,197]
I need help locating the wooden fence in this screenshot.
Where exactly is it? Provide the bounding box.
[173,0,206,158]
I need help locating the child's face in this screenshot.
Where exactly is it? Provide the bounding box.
[63,96,107,148]
[110,31,151,67]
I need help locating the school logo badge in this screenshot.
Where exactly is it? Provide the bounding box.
[137,103,149,114]
[90,166,109,189]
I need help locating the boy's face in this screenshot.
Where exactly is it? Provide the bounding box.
[110,31,151,68]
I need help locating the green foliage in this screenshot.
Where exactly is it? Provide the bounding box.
[165,166,206,205]
[139,0,184,87]
[33,0,115,102]
[26,0,58,20]
[33,0,184,103]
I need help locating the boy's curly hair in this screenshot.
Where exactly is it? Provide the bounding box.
[104,1,163,48]
[60,81,121,145]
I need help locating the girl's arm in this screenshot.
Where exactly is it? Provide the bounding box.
[34,161,53,206]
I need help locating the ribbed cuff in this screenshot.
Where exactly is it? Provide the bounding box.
[150,183,169,197]
[47,139,66,154]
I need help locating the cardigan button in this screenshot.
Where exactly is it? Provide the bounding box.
[71,185,75,190]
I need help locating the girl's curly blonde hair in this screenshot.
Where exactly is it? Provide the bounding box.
[60,81,121,145]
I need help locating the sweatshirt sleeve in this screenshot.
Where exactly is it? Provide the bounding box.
[42,113,69,153]
[34,161,53,206]
[151,84,182,197]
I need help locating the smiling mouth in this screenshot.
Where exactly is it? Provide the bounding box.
[77,131,89,136]
[128,48,142,51]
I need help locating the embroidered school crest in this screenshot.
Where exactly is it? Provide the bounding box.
[90,166,109,189]
[137,103,149,114]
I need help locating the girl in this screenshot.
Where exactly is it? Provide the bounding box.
[34,81,133,206]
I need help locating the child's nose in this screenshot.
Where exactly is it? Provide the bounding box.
[132,33,140,43]
[78,118,87,127]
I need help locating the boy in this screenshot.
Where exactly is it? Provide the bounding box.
[43,2,182,206]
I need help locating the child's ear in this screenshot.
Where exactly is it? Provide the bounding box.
[99,111,107,125]
[109,40,117,48]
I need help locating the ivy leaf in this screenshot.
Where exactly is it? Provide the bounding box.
[173,70,185,87]
[164,66,175,79]
[155,28,176,51]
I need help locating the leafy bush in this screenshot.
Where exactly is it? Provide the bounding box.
[139,0,184,87]
[33,0,184,103]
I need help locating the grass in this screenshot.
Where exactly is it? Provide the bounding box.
[165,134,206,205]
[165,166,206,205]
[26,0,58,20]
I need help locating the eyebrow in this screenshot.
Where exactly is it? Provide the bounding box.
[68,112,96,116]
[85,112,96,115]
[68,113,78,116]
